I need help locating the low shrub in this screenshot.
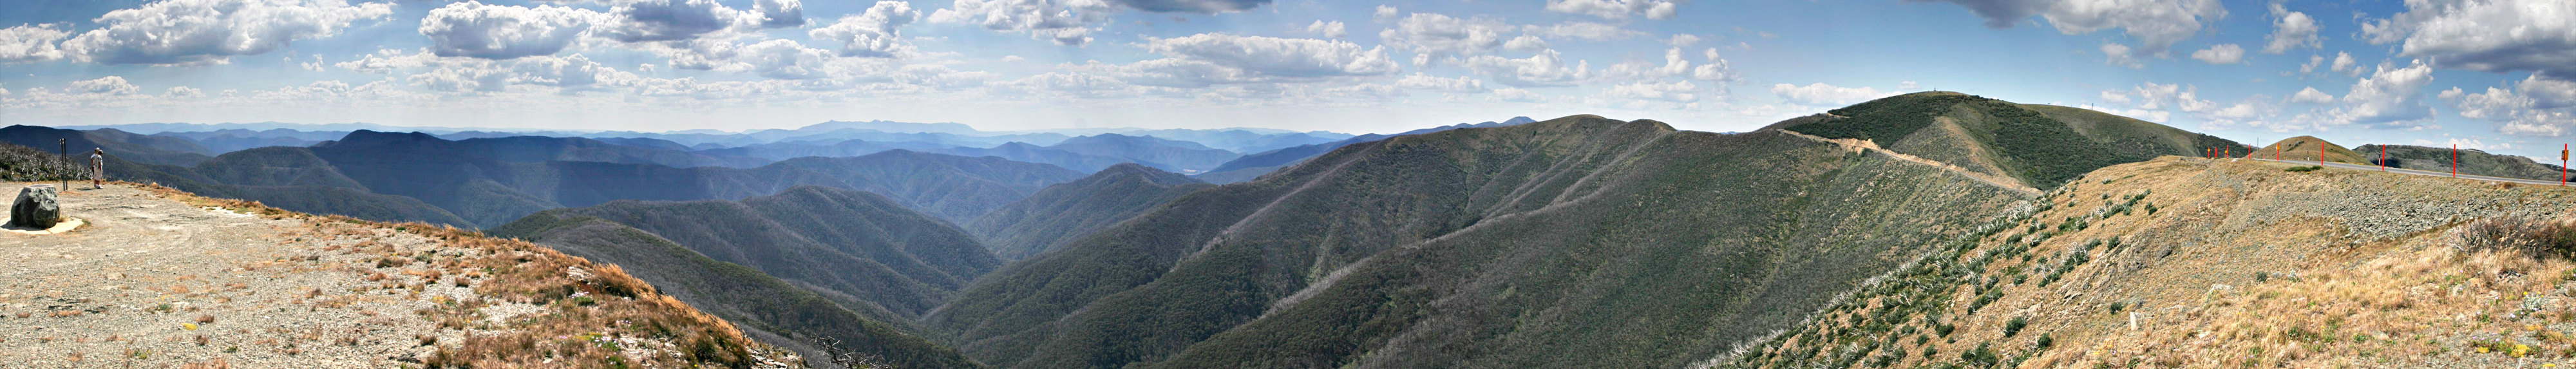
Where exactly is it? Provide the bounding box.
[2458,217,2576,259]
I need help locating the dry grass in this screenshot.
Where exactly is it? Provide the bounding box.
[124,182,801,368]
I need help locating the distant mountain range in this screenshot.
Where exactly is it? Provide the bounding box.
[1197,116,1539,184]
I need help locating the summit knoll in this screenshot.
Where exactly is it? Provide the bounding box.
[1767,91,2249,191]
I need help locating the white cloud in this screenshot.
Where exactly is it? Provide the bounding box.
[2298,54,2322,74]
[2100,43,2141,68]
[0,24,71,63]
[2443,74,2576,137]
[2365,0,2576,76]
[1463,49,1589,87]
[1304,20,1347,39]
[2260,3,2318,54]
[1593,47,1693,82]
[598,0,760,43]
[1667,33,1700,47]
[929,0,1116,46]
[1915,0,2224,53]
[754,0,805,27]
[2098,90,2131,104]
[70,76,140,95]
[1690,48,1734,82]
[2324,60,2437,124]
[1144,33,1396,79]
[1605,80,1698,102]
[59,0,394,65]
[1373,5,1398,21]
[1545,0,1685,20]
[164,86,205,99]
[1521,21,1646,42]
[1490,87,1544,102]
[1111,0,1268,14]
[810,1,920,58]
[420,1,605,59]
[2288,86,2335,104]
[1503,35,1548,52]
[1379,13,1511,62]
[736,39,833,79]
[2329,52,2358,77]
[2189,44,2242,64]
[1394,73,1488,93]
[1770,82,1890,106]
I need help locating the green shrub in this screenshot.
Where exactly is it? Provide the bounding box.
[2002,317,2029,337]
[2284,166,2324,172]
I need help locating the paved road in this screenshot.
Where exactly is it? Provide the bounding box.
[2246,158,2574,186]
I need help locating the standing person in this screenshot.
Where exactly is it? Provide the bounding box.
[89,148,104,189]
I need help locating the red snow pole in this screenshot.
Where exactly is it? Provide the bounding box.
[2451,144,2459,178]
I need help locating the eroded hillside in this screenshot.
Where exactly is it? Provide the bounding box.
[1710,156,2576,368]
[0,184,797,368]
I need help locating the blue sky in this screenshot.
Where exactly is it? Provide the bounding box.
[3,0,2574,160]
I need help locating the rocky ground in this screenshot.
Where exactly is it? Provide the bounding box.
[0,183,800,368]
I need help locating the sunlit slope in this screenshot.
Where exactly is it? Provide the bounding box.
[1709,157,2576,368]
[931,115,2034,368]
[2248,135,2371,164]
[1766,91,2249,190]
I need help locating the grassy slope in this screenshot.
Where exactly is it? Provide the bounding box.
[529,186,1000,323]
[1710,157,2576,368]
[490,213,984,368]
[1768,92,2249,191]
[967,164,1214,261]
[2248,135,2371,164]
[2357,144,2573,182]
[931,115,2031,368]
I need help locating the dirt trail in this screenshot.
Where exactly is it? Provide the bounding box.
[0,183,799,368]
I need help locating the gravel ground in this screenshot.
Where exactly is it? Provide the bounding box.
[0,184,500,368]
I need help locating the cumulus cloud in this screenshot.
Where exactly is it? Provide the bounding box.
[2329,52,2358,77]
[2442,73,2576,136]
[1394,73,1488,93]
[421,1,604,59]
[1304,21,1347,39]
[1770,82,1890,106]
[2362,0,2576,77]
[755,0,804,27]
[1913,0,2224,53]
[1503,36,1548,53]
[1522,21,1646,42]
[2260,3,2317,54]
[735,39,835,79]
[1691,48,1735,82]
[2298,54,2322,74]
[929,0,1113,46]
[2324,60,2437,124]
[70,76,140,95]
[2189,44,2242,64]
[0,24,71,63]
[1463,50,1589,87]
[164,86,205,98]
[1146,33,1396,78]
[1380,13,1511,62]
[2288,86,2335,104]
[1373,5,1399,21]
[810,1,919,57]
[1545,0,1685,20]
[59,0,394,65]
[1605,80,1698,102]
[1113,0,1268,14]
[598,0,755,43]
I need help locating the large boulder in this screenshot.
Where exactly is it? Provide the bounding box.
[10,184,58,229]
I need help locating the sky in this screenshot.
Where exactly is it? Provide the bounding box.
[1,0,2574,160]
